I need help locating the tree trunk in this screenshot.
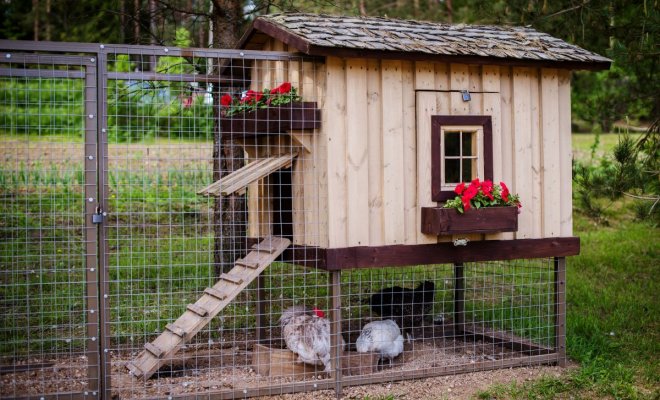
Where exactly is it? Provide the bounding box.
[134,0,141,44]
[45,0,51,41]
[32,0,40,41]
[210,0,247,277]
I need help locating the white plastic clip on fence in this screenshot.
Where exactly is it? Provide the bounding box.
[453,238,469,246]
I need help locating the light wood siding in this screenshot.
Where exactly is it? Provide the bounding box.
[558,70,573,236]
[541,69,562,237]
[246,38,326,246]
[245,39,574,246]
[345,59,370,246]
[324,56,348,247]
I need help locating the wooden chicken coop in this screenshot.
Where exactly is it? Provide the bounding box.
[126,13,610,398]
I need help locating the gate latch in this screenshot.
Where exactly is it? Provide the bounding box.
[92,206,104,224]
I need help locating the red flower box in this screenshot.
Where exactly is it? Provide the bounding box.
[220,102,320,136]
[421,206,518,235]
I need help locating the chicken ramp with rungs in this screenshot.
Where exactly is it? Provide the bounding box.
[126,236,291,380]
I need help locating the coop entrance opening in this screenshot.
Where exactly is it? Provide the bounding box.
[271,166,293,239]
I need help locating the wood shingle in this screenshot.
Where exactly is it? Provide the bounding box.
[239,13,610,70]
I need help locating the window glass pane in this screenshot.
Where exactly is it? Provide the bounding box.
[444,131,460,156]
[445,159,460,184]
[462,131,473,156]
[462,159,473,182]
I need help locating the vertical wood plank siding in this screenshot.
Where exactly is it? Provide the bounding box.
[321,60,573,246]
[249,39,574,246]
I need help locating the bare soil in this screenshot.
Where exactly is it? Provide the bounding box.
[1,326,568,399]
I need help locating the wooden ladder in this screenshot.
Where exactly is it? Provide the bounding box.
[126,236,291,380]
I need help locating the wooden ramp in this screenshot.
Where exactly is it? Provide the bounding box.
[197,153,297,197]
[126,236,291,380]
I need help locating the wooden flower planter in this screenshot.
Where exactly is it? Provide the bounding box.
[421,206,518,235]
[220,101,320,136]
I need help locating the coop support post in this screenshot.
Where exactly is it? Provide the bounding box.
[554,257,567,367]
[453,263,465,334]
[255,274,268,344]
[330,270,343,398]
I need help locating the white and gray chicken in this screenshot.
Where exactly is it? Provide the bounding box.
[355,319,404,365]
[279,305,345,372]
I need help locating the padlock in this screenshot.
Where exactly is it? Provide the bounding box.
[92,207,104,224]
[461,90,471,102]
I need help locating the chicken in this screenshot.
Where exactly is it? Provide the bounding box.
[355,319,404,365]
[367,280,435,335]
[279,305,345,372]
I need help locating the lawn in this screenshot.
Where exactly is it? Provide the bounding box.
[477,133,659,399]
[0,132,657,398]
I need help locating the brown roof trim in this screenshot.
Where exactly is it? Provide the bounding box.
[304,43,610,71]
[238,17,610,71]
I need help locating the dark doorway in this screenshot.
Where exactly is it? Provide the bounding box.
[271,167,293,239]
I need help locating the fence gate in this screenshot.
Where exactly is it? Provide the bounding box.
[0,40,319,399]
[0,49,104,397]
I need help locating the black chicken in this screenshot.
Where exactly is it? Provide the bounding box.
[367,280,435,335]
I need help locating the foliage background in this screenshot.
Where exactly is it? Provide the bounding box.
[1,0,657,131]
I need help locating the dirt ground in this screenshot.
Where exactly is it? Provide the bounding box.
[266,364,571,400]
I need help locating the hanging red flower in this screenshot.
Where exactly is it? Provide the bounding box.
[220,94,232,107]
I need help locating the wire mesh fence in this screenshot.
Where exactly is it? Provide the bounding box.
[0,41,566,399]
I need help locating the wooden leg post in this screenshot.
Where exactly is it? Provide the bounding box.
[454,263,465,335]
[256,274,267,345]
[554,257,567,367]
[330,271,343,398]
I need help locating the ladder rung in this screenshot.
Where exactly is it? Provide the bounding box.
[165,323,187,338]
[235,258,259,269]
[220,273,244,285]
[144,343,164,358]
[187,303,209,317]
[126,362,144,378]
[204,287,227,301]
[252,240,278,253]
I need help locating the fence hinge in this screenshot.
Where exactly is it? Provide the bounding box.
[92,206,104,224]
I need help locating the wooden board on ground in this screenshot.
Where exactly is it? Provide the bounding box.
[252,344,379,377]
[126,236,291,381]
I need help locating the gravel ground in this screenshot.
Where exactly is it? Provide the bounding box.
[1,335,567,399]
[265,364,571,400]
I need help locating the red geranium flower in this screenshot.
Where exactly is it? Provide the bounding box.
[481,180,494,200]
[240,90,258,104]
[274,82,292,94]
[500,181,510,203]
[454,182,466,195]
[220,94,232,107]
[470,178,481,188]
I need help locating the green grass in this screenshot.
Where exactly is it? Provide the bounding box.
[476,134,659,399]
[1,133,658,399]
[571,132,643,162]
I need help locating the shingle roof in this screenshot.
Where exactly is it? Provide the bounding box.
[241,13,610,70]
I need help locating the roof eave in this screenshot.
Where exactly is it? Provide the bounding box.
[237,18,313,54]
[306,45,612,71]
[240,17,611,71]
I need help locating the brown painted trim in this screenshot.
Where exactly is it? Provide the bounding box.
[253,19,312,54]
[431,115,494,202]
[306,44,610,71]
[249,237,578,271]
[324,237,580,270]
[421,206,518,235]
[220,102,321,136]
